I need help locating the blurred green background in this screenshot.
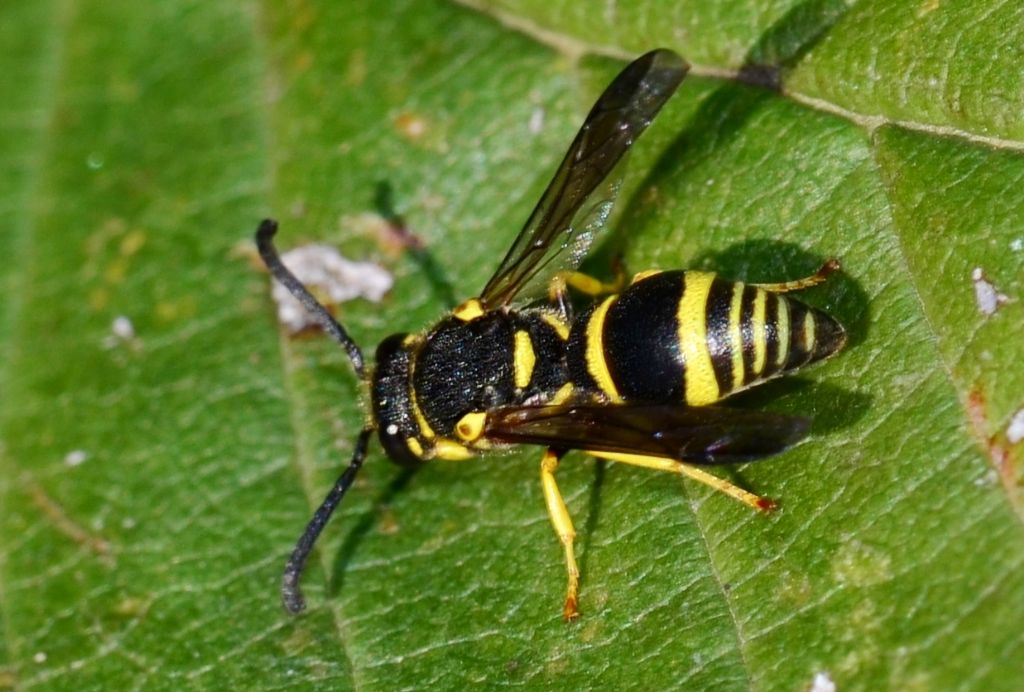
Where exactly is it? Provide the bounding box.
[2,1,1023,689]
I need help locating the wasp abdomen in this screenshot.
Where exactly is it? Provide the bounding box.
[568,270,845,407]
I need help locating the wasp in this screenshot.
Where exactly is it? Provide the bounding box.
[256,48,846,621]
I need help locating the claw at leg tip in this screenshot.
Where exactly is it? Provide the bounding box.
[563,597,580,622]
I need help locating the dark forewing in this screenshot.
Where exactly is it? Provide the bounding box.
[485,403,810,463]
[479,49,689,308]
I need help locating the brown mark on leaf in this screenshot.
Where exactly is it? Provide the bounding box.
[346,48,367,87]
[112,596,151,618]
[640,184,662,208]
[370,180,426,255]
[395,112,429,141]
[30,484,114,567]
[965,388,1021,510]
[83,218,147,309]
[344,211,421,260]
[378,507,400,536]
[230,238,266,270]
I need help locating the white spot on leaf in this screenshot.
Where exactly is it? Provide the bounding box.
[103,315,137,349]
[971,267,1009,316]
[273,244,392,334]
[809,672,836,692]
[112,315,135,339]
[64,450,89,467]
[974,468,998,487]
[1007,408,1024,445]
[832,539,892,587]
[529,107,544,134]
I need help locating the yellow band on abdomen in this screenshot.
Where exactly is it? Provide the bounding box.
[728,282,745,391]
[586,296,622,402]
[751,289,767,376]
[775,295,790,367]
[679,272,719,405]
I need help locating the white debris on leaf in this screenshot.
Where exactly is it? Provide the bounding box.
[971,267,1009,316]
[103,315,137,349]
[111,315,135,339]
[974,468,998,487]
[273,244,392,334]
[528,106,544,134]
[1007,408,1024,445]
[809,672,836,692]
[64,450,89,467]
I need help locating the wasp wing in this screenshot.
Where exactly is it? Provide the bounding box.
[485,403,810,464]
[479,49,689,309]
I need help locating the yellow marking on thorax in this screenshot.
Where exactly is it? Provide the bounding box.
[775,296,790,366]
[679,272,720,406]
[728,282,745,390]
[541,312,570,340]
[453,298,484,322]
[751,289,767,376]
[432,438,475,460]
[513,330,536,389]
[409,386,436,440]
[803,311,816,353]
[549,382,575,405]
[405,437,424,457]
[585,296,622,402]
[455,411,487,442]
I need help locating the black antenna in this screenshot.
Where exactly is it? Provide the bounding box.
[281,428,373,613]
[255,219,366,380]
[256,219,374,613]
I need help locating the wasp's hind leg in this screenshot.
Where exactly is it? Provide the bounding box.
[585,450,777,512]
[540,448,582,621]
[752,259,840,293]
[547,256,628,319]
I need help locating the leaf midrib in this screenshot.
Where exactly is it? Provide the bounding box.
[449,0,1024,152]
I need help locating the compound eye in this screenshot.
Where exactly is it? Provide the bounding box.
[378,426,424,468]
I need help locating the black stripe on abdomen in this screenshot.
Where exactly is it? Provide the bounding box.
[602,272,684,403]
[704,277,738,397]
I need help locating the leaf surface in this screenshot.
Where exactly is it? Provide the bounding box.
[1,1,1022,690]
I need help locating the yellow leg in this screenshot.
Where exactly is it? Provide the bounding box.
[586,450,777,512]
[547,261,627,305]
[753,258,840,293]
[540,448,581,621]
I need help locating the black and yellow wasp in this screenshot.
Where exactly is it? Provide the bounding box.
[257,49,846,620]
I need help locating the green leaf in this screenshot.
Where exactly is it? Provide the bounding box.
[2,0,1022,689]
